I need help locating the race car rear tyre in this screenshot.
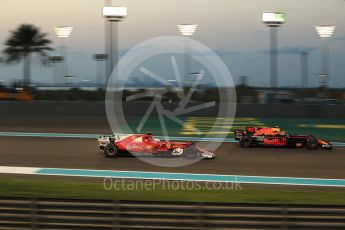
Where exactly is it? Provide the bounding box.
[104,143,119,158]
[306,136,319,150]
[184,145,198,159]
[240,138,252,148]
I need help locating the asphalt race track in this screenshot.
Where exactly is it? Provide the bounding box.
[0,115,344,180]
[0,136,344,179]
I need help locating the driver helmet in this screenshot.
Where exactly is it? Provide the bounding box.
[272,127,281,134]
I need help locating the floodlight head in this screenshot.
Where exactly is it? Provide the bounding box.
[54,26,73,38]
[315,26,336,38]
[103,6,127,20]
[49,56,64,63]
[178,24,198,36]
[93,54,107,61]
[262,12,285,27]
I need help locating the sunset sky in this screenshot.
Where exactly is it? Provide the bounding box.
[0,0,344,87]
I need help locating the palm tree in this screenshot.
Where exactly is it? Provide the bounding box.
[3,24,52,86]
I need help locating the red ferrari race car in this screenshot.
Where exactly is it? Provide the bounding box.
[97,133,215,159]
[234,127,333,150]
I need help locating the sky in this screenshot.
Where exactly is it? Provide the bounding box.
[0,0,344,88]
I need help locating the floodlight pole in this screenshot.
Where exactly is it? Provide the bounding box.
[300,51,308,88]
[60,38,68,85]
[50,56,63,86]
[103,4,127,88]
[54,26,73,86]
[53,62,59,86]
[270,26,278,89]
[104,0,112,88]
[315,26,335,88]
[112,21,119,75]
[106,21,115,86]
[321,38,330,87]
[52,60,59,86]
[106,20,120,87]
[185,38,191,86]
[265,24,282,89]
[93,54,107,88]
[263,13,284,89]
[178,24,197,87]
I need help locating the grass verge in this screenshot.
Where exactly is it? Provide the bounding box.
[1,177,345,204]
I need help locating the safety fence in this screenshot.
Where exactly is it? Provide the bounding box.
[0,197,344,229]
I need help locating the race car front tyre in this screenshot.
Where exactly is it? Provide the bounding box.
[104,143,119,158]
[183,145,198,159]
[306,136,319,150]
[240,138,252,148]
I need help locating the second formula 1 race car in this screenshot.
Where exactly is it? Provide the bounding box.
[97,133,215,159]
[234,127,333,150]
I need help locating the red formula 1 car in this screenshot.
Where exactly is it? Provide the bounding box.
[234,127,333,150]
[97,133,215,159]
